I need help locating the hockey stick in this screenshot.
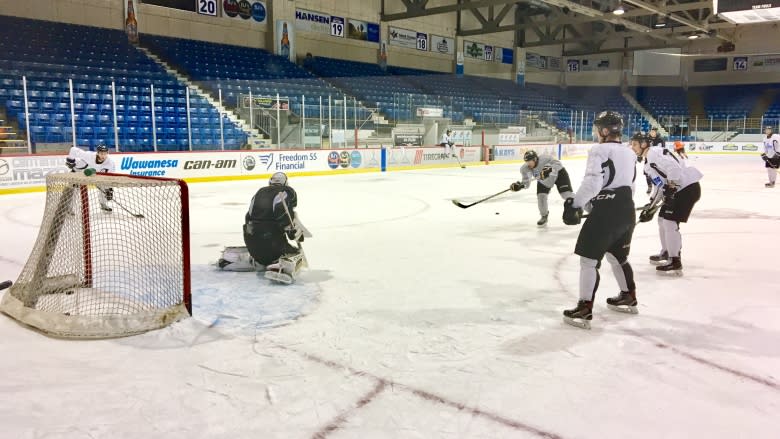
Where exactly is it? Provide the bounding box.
[452,188,512,209]
[274,191,308,267]
[451,145,465,169]
[97,187,145,218]
[0,280,12,291]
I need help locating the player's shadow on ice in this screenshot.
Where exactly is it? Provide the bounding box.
[619,313,780,358]
[693,208,780,221]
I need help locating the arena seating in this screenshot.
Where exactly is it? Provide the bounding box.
[0,15,247,151]
[144,36,373,127]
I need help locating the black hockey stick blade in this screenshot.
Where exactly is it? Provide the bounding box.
[452,188,512,209]
[0,280,12,291]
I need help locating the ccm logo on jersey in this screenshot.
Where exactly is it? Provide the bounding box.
[591,193,616,201]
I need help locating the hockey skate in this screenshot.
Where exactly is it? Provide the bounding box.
[563,300,593,329]
[765,182,775,188]
[100,204,112,212]
[656,256,683,276]
[537,214,548,227]
[648,251,669,265]
[606,291,638,314]
[265,252,305,285]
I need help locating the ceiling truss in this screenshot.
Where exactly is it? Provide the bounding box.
[380,0,737,54]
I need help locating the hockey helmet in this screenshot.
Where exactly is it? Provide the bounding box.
[523,150,539,163]
[593,111,624,138]
[96,143,109,153]
[765,126,774,132]
[269,172,288,186]
[630,132,647,143]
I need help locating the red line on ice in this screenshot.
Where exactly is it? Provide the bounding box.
[622,329,779,391]
[274,345,565,439]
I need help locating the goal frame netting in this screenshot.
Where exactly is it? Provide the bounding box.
[0,172,191,338]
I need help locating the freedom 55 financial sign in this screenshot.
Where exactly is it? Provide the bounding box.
[295,9,346,38]
[389,27,428,51]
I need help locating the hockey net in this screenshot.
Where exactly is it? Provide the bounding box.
[0,172,191,338]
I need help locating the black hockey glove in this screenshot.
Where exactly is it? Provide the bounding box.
[286,228,303,242]
[104,188,113,201]
[66,157,76,170]
[761,153,770,163]
[663,185,678,199]
[509,181,525,192]
[539,165,553,180]
[638,203,656,223]
[562,198,582,226]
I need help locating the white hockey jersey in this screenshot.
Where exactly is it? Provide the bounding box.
[763,134,780,158]
[573,141,637,209]
[67,146,116,174]
[520,154,564,188]
[644,146,702,201]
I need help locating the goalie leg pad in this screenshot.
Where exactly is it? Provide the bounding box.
[217,246,264,272]
[264,252,305,284]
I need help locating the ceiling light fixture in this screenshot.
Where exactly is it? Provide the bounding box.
[613,1,626,15]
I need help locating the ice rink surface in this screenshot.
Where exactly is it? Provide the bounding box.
[1,154,779,439]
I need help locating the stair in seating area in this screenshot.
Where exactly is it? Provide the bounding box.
[622,92,667,137]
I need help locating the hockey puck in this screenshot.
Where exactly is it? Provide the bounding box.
[495,212,500,215]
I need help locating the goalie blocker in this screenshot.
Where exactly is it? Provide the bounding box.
[217,172,310,284]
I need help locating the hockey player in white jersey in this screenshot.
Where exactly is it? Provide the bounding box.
[761,126,780,188]
[440,129,455,157]
[65,143,116,211]
[561,111,638,329]
[634,132,702,275]
[509,150,574,226]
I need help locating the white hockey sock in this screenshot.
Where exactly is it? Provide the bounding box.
[661,219,682,258]
[537,193,549,216]
[606,252,634,292]
[579,257,600,301]
[768,168,777,184]
[657,215,668,253]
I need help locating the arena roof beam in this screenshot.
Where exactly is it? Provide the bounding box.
[622,0,732,41]
[381,0,518,21]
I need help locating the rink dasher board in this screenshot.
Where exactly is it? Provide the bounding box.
[0,143,761,195]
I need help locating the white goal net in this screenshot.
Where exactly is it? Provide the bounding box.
[0,172,191,338]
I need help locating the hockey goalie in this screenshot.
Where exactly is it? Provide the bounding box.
[217,172,310,284]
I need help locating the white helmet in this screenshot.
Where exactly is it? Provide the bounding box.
[269,172,288,186]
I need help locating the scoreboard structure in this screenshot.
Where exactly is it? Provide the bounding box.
[714,0,780,23]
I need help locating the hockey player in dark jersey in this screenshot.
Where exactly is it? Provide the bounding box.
[217,172,308,284]
[561,111,639,329]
